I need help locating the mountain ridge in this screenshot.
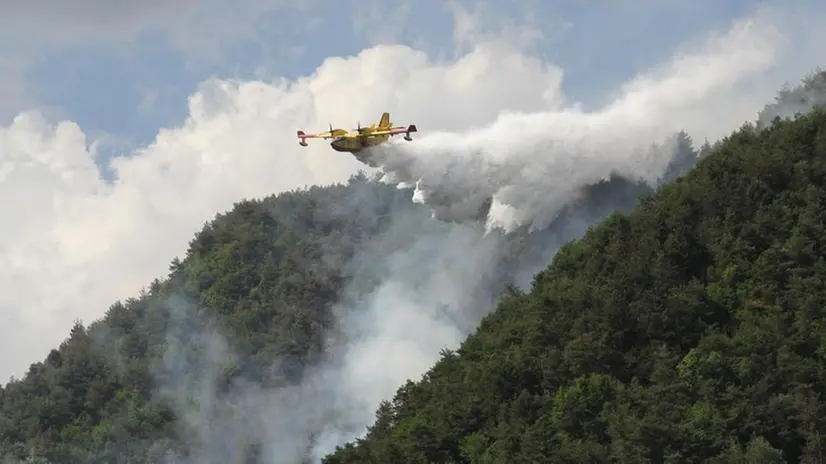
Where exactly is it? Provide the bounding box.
[324,96,826,463]
[1,71,824,463]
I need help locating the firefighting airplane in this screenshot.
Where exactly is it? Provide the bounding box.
[297,112,417,153]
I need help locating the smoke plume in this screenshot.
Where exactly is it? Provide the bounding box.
[143,9,802,464]
[354,15,780,233]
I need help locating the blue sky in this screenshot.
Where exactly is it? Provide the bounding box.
[1,0,785,149]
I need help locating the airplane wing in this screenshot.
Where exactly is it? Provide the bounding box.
[297,128,353,146]
[298,128,349,139]
[368,125,418,138]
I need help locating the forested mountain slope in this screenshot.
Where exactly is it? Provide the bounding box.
[0,168,661,462]
[0,175,434,462]
[324,107,826,463]
[2,71,823,463]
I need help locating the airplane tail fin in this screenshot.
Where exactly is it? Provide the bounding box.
[378,112,391,129]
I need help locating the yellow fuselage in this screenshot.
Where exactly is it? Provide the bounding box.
[330,134,390,153]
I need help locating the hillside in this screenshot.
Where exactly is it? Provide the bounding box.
[2,71,823,463]
[0,167,660,462]
[323,107,826,462]
[0,174,433,462]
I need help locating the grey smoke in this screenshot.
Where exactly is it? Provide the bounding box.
[146,159,691,463]
[757,68,826,126]
[143,14,789,462]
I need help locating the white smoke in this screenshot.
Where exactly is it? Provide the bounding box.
[5,2,823,463]
[307,219,501,460]
[358,13,783,233]
[269,12,804,462]
[137,6,826,463]
[146,211,503,463]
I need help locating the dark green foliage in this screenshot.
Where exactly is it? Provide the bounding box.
[323,108,826,463]
[0,173,427,462]
[2,72,825,463]
[0,164,649,462]
[759,68,826,127]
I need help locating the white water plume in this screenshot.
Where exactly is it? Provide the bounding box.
[109,9,806,464]
[5,3,822,463]
[359,14,782,233]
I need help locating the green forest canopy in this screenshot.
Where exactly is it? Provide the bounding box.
[0,70,825,463]
[325,73,826,464]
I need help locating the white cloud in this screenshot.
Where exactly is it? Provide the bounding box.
[446,0,551,56]
[0,1,823,395]
[0,35,565,379]
[355,10,788,234]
